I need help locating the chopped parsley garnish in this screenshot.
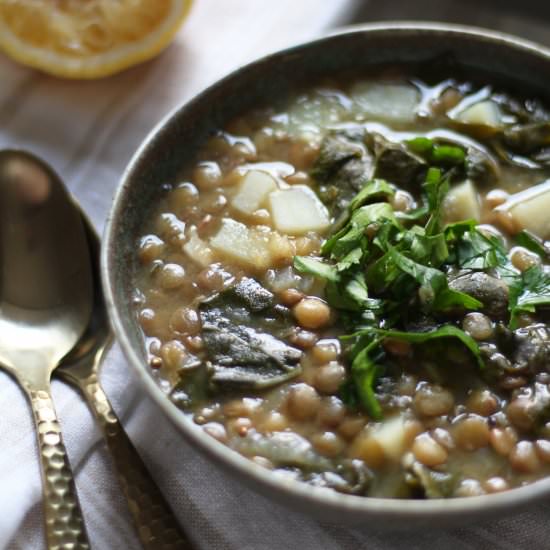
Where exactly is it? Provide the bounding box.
[295,134,550,418]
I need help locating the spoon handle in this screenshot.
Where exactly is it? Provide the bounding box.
[66,370,194,550]
[26,385,90,550]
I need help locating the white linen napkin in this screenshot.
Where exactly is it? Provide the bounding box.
[2,1,550,548]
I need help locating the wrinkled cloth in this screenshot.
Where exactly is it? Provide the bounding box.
[1,1,550,548]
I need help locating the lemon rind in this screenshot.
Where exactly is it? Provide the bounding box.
[0,0,192,79]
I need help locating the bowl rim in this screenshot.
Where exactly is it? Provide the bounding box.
[102,21,550,521]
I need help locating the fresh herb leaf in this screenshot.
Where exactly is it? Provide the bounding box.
[350,340,384,420]
[293,256,339,282]
[337,247,363,271]
[406,137,466,166]
[387,247,482,311]
[405,229,449,267]
[366,325,484,369]
[406,136,434,155]
[431,145,466,166]
[454,229,503,269]
[322,202,398,259]
[349,179,394,211]
[423,167,450,236]
[516,230,549,258]
[432,287,485,311]
[509,265,550,328]
[388,246,446,296]
[395,203,429,222]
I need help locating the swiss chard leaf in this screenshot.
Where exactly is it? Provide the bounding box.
[199,279,302,390]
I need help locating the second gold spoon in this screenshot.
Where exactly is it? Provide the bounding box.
[58,212,195,550]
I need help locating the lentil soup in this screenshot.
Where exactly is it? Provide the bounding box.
[133,73,550,499]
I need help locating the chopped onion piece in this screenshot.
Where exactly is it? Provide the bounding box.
[268,185,330,235]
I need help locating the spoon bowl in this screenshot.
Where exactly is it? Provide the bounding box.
[0,150,92,549]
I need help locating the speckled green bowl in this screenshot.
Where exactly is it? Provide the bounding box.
[102,22,550,527]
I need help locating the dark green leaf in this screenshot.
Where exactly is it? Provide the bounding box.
[444,219,478,241]
[326,280,361,312]
[199,280,302,390]
[373,137,427,187]
[365,249,401,293]
[343,272,370,305]
[311,133,363,183]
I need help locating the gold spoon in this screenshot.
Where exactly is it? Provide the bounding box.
[0,150,93,549]
[57,191,195,549]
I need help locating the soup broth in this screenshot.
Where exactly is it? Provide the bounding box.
[133,73,550,498]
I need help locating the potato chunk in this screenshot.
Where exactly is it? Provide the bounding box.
[443,180,481,224]
[209,218,271,269]
[268,185,330,235]
[231,170,278,215]
[494,179,550,238]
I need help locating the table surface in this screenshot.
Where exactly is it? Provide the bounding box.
[2,1,550,549]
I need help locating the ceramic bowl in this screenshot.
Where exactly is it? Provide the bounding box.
[102,22,550,527]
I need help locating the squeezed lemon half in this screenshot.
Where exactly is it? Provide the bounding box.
[0,0,193,79]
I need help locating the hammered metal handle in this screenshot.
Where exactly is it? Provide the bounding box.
[74,371,193,549]
[28,387,90,550]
